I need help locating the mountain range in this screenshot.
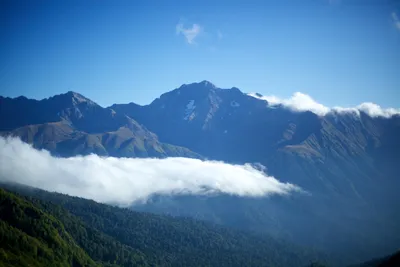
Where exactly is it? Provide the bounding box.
[1,81,399,265]
[0,91,199,158]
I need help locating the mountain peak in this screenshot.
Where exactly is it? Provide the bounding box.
[51,91,97,107]
[199,80,216,88]
[66,91,91,102]
[179,80,217,90]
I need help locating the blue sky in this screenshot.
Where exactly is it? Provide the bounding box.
[0,0,399,108]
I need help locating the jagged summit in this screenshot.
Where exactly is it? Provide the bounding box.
[179,81,243,92]
[199,80,216,88]
[1,91,96,106]
[179,80,217,90]
[65,90,87,99]
[49,91,97,106]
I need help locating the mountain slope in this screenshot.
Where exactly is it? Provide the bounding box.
[0,188,98,267]
[110,81,400,193]
[0,92,121,133]
[0,183,328,267]
[111,81,400,264]
[0,93,200,158]
[111,80,400,201]
[110,81,301,163]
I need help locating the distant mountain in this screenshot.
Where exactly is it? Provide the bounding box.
[111,81,400,263]
[111,80,400,200]
[111,81,400,191]
[1,91,119,133]
[0,92,200,158]
[110,80,296,163]
[0,183,328,267]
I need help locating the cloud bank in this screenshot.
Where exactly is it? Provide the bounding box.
[176,23,202,44]
[0,137,299,206]
[248,92,400,118]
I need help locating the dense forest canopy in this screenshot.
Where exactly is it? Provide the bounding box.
[0,183,329,267]
[1,183,399,267]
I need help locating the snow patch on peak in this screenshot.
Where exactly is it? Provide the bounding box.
[186,100,195,110]
[184,100,196,120]
[230,100,240,107]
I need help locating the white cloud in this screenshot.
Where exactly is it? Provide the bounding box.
[356,102,400,118]
[0,137,300,206]
[392,12,400,31]
[176,23,202,44]
[248,92,330,116]
[248,92,400,118]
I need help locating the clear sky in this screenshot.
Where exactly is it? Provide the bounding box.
[1,0,399,108]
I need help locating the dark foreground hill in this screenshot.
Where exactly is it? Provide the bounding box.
[0,183,328,267]
[350,251,400,267]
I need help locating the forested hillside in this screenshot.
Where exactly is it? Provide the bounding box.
[0,183,328,267]
[0,188,97,267]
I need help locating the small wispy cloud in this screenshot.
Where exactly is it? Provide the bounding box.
[391,12,400,31]
[176,22,202,44]
[248,92,400,118]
